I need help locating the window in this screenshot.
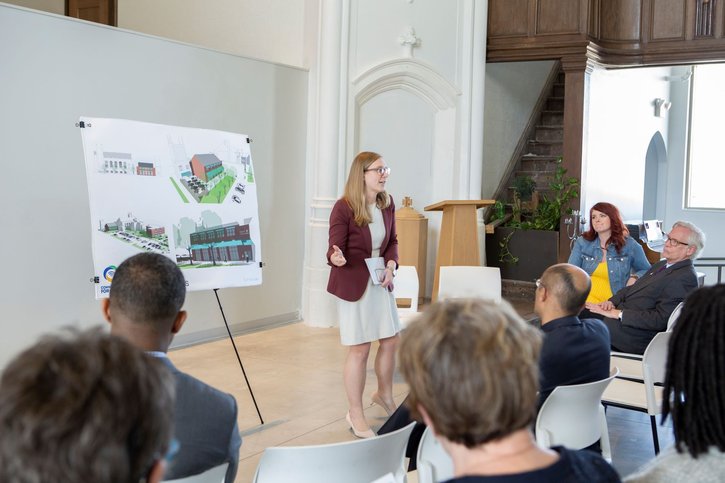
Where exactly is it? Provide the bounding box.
[686,64,725,209]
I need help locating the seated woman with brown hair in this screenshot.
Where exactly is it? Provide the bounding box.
[398,298,620,482]
[568,202,650,305]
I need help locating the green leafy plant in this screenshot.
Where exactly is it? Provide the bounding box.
[498,230,519,264]
[519,160,579,230]
[490,158,579,264]
[512,175,536,201]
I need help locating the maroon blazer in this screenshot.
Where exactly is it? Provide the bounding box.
[326,196,399,302]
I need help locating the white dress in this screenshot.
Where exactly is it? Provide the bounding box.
[338,204,401,346]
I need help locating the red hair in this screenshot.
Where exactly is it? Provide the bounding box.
[582,202,629,252]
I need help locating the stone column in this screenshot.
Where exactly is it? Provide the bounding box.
[302,0,348,327]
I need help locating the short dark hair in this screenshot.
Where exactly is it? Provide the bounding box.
[110,252,186,327]
[662,284,725,457]
[0,328,175,482]
[399,299,542,448]
[542,264,591,315]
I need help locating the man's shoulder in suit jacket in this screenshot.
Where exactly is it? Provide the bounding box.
[163,359,242,483]
[606,259,698,354]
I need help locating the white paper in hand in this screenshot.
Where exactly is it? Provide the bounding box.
[364,257,386,284]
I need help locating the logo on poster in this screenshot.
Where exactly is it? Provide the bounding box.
[103,265,117,283]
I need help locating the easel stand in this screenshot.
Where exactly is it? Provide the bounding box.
[213,288,264,425]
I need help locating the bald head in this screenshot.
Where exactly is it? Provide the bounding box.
[540,263,591,316]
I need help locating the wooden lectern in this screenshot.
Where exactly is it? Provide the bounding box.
[425,199,495,302]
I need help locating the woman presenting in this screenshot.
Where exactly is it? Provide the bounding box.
[568,202,650,305]
[327,151,401,439]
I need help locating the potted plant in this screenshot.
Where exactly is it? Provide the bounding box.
[486,159,579,281]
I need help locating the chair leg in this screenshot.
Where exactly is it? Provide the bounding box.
[649,415,660,454]
[599,405,612,463]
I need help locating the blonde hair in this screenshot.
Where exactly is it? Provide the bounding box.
[343,151,390,226]
[399,299,542,448]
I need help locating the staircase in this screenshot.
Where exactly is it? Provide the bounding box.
[489,68,565,219]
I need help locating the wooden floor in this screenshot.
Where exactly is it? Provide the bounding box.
[169,318,673,482]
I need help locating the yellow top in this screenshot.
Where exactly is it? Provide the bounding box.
[587,261,613,304]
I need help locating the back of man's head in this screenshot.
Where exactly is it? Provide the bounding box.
[540,263,591,316]
[109,253,186,330]
[399,298,542,448]
[0,328,175,483]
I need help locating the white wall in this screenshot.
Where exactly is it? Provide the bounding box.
[482,60,555,198]
[0,0,63,14]
[662,65,724,262]
[0,5,308,369]
[584,66,671,222]
[0,0,318,68]
[585,64,724,281]
[118,0,318,68]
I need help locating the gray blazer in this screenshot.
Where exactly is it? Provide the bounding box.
[160,358,242,483]
[603,259,698,354]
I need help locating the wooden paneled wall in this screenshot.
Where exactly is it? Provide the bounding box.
[488,0,725,66]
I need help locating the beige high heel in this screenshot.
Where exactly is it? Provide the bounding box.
[371,392,396,416]
[346,412,375,439]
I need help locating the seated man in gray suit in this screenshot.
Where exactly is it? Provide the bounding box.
[102,252,241,482]
[587,221,705,354]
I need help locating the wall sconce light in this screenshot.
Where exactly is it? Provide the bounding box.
[654,98,672,117]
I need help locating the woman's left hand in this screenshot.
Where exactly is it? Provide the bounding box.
[381,268,394,289]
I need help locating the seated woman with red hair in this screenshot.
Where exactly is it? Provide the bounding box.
[568,202,650,305]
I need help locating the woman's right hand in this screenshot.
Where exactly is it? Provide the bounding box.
[330,245,347,267]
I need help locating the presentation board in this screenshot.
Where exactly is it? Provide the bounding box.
[0,4,308,370]
[80,117,262,297]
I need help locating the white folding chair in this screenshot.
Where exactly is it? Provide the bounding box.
[163,463,228,483]
[535,368,619,462]
[696,271,706,287]
[393,265,419,328]
[437,266,502,303]
[415,426,454,483]
[610,301,683,381]
[252,422,416,483]
[602,332,671,454]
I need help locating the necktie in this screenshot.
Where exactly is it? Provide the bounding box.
[652,264,667,276]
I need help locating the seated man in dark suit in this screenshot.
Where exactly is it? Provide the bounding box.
[102,253,241,482]
[587,221,704,354]
[534,263,611,409]
[0,328,175,483]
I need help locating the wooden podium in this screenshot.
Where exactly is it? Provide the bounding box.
[425,199,495,301]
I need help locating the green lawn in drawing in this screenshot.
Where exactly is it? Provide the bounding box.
[170,177,189,203]
[201,175,234,203]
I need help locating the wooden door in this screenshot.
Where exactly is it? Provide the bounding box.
[66,0,116,26]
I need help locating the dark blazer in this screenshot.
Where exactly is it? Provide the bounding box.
[538,315,611,409]
[604,259,698,354]
[160,358,242,483]
[326,196,399,302]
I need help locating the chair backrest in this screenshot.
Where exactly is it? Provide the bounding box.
[393,265,419,314]
[437,266,502,302]
[535,368,619,449]
[415,426,454,483]
[642,331,671,413]
[252,422,416,483]
[696,271,706,287]
[163,463,228,483]
[666,301,685,331]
